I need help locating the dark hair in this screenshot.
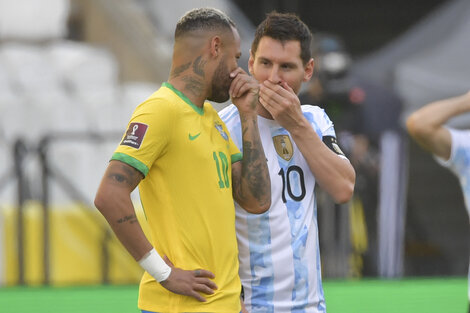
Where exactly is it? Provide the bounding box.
[251,12,312,65]
[175,8,236,39]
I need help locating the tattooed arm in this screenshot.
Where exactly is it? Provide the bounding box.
[94,160,217,301]
[230,68,271,214]
[94,160,151,260]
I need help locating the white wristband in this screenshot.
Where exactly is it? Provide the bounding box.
[138,248,172,282]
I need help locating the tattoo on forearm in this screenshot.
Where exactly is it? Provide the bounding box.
[192,56,206,77]
[170,62,191,78]
[116,214,138,224]
[239,119,271,206]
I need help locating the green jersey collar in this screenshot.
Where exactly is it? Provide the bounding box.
[163,82,204,115]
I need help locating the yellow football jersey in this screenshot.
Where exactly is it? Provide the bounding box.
[111,82,242,312]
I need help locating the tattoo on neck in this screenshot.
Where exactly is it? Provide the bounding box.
[182,75,204,98]
[193,56,206,77]
[171,62,191,79]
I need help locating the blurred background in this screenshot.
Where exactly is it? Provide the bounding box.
[0,0,469,311]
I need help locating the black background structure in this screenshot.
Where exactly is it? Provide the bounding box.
[232,0,449,57]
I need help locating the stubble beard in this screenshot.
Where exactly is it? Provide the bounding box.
[208,57,232,103]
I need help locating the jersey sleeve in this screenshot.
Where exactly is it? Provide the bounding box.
[111,99,174,177]
[217,112,242,163]
[219,104,243,162]
[301,105,336,138]
[435,128,470,175]
[302,105,348,159]
[317,108,336,137]
[229,137,242,163]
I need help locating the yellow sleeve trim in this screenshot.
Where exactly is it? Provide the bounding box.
[231,152,242,164]
[111,152,149,177]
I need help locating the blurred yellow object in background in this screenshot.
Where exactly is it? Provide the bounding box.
[1,201,149,286]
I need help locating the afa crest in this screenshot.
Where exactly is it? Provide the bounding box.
[273,135,293,161]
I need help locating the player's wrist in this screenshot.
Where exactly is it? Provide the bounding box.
[237,109,259,122]
[287,117,311,137]
[239,109,258,117]
[138,248,172,282]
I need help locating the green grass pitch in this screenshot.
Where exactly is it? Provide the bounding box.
[0,277,466,312]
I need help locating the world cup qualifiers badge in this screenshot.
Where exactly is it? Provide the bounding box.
[121,122,148,149]
[215,122,228,141]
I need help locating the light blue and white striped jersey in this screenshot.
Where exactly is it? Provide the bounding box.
[435,128,470,300]
[220,104,340,312]
[435,129,470,219]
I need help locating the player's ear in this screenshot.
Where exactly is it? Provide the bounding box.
[210,36,221,58]
[303,58,314,82]
[248,49,254,74]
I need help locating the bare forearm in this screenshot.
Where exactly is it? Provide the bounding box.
[234,113,271,213]
[290,123,355,204]
[407,91,470,134]
[406,91,470,158]
[102,204,151,260]
[95,191,152,261]
[94,161,152,261]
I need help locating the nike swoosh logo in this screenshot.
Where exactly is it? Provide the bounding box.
[188,133,201,141]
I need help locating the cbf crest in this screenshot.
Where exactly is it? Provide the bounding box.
[214,122,228,141]
[273,135,293,161]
